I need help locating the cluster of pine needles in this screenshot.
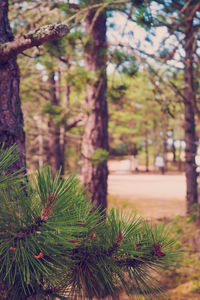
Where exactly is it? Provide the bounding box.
[0,145,180,299]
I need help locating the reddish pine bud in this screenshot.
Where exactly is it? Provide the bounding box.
[10,247,16,251]
[90,232,95,240]
[34,252,43,259]
[153,243,166,257]
[70,240,78,247]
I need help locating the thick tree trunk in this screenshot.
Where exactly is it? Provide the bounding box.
[184,15,198,214]
[82,10,108,211]
[46,72,61,174]
[0,0,26,172]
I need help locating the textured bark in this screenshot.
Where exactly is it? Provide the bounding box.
[46,72,61,174]
[0,23,69,64]
[0,0,26,172]
[82,10,108,211]
[183,14,198,214]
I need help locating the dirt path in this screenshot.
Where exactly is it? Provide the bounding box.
[108,173,186,219]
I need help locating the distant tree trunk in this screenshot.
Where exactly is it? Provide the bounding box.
[34,115,44,168]
[60,62,70,175]
[178,145,182,172]
[0,0,26,173]
[144,129,149,172]
[172,142,176,163]
[46,71,61,174]
[161,103,168,174]
[183,13,198,214]
[82,9,108,211]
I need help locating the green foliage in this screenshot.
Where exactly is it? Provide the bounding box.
[157,216,200,299]
[42,103,62,116]
[111,49,130,67]
[44,38,67,59]
[90,148,109,166]
[0,146,180,299]
[0,144,24,186]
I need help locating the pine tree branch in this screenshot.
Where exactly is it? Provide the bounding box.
[0,0,130,64]
[66,113,86,131]
[4,216,46,240]
[0,23,69,64]
[3,193,56,240]
[106,232,123,256]
[116,243,166,267]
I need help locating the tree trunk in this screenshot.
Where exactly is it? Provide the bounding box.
[82,9,108,211]
[37,115,44,168]
[161,101,168,173]
[172,142,176,163]
[60,63,70,176]
[184,13,198,214]
[46,71,61,174]
[144,130,149,172]
[0,0,26,173]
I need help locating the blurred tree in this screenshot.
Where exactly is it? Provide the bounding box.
[0,0,68,173]
[108,72,161,170]
[82,4,109,212]
[154,0,200,213]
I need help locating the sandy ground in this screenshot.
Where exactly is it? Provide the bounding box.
[108,173,186,219]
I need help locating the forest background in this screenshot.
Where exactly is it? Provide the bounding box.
[0,0,200,299]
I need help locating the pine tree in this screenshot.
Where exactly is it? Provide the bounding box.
[0,0,68,173]
[152,0,200,213]
[0,145,180,299]
[82,2,109,213]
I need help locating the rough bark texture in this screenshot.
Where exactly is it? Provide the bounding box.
[183,13,198,213]
[0,0,26,172]
[82,10,108,211]
[0,23,69,64]
[46,72,61,174]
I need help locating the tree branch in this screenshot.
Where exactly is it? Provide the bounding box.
[66,113,86,131]
[0,0,131,64]
[0,23,69,64]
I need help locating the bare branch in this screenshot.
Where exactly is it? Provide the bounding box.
[66,113,86,131]
[178,0,193,16]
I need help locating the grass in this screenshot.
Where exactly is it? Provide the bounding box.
[108,194,138,212]
[159,215,200,299]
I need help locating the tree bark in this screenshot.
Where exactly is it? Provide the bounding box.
[183,14,198,214]
[0,23,69,64]
[82,9,108,211]
[46,71,61,174]
[0,0,26,172]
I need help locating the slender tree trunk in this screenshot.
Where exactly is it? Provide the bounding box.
[172,142,176,163]
[161,102,168,173]
[37,116,44,168]
[178,144,182,172]
[60,62,70,175]
[144,129,149,172]
[82,9,108,211]
[46,71,61,174]
[34,115,44,168]
[0,0,26,172]
[183,13,198,214]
